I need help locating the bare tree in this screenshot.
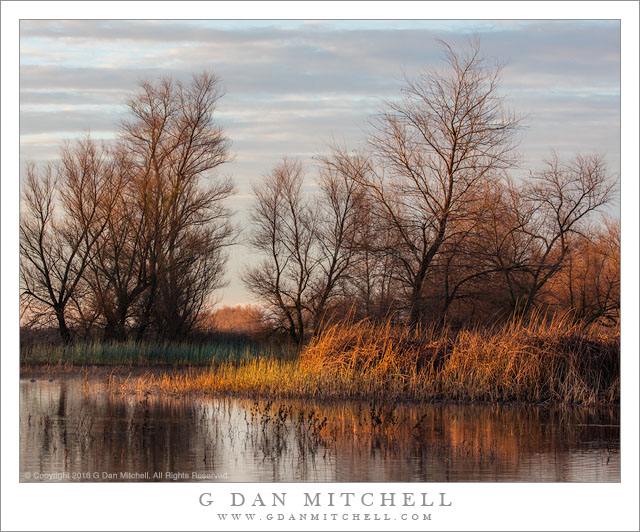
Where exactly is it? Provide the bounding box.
[419,180,510,324]
[20,137,119,344]
[81,147,148,341]
[542,218,620,325]
[354,39,521,324]
[118,72,234,340]
[20,73,233,344]
[243,151,366,342]
[310,147,367,332]
[505,153,617,315]
[243,159,315,344]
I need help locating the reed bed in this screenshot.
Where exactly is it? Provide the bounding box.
[21,337,293,366]
[300,314,619,404]
[101,314,619,405]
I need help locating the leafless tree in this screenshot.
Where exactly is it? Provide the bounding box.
[543,218,620,325]
[21,72,234,344]
[502,153,617,316]
[354,39,521,324]
[419,180,509,324]
[20,137,119,344]
[243,150,367,343]
[79,147,148,340]
[20,57,620,344]
[243,159,315,344]
[310,147,367,332]
[118,72,234,340]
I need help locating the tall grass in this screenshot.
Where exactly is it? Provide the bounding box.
[20,336,294,366]
[98,314,618,405]
[23,315,618,404]
[300,313,619,404]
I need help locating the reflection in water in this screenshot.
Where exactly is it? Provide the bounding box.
[20,377,619,482]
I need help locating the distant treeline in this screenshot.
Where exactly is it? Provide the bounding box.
[20,41,619,346]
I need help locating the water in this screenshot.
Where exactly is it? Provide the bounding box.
[20,376,620,482]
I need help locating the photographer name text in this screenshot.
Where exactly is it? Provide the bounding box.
[200,491,452,507]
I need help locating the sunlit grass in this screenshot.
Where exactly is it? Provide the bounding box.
[299,313,619,404]
[23,314,619,405]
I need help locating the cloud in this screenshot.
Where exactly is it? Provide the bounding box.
[18,20,621,305]
[20,88,124,106]
[20,108,124,136]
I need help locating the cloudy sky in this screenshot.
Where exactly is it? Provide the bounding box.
[19,19,621,306]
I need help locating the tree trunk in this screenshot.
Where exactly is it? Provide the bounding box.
[55,306,72,345]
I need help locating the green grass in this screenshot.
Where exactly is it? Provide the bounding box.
[20,337,294,366]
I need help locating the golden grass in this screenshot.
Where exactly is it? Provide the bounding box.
[104,314,618,405]
[308,313,618,403]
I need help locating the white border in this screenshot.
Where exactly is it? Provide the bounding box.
[2,2,638,531]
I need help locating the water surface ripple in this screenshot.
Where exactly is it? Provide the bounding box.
[20,377,620,482]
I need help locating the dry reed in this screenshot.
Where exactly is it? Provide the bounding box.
[104,314,618,405]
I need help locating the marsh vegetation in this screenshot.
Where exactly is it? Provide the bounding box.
[23,312,618,405]
[20,41,619,408]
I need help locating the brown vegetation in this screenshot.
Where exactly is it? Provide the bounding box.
[196,305,268,335]
[99,315,617,405]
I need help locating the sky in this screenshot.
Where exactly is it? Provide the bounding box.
[19,19,621,306]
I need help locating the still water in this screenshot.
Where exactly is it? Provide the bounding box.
[20,376,619,482]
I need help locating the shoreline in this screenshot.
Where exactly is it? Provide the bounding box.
[19,363,620,408]
[19,317,620,407]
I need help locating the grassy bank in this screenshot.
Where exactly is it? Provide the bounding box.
[41,315,620,405]
[20,335,294,366]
